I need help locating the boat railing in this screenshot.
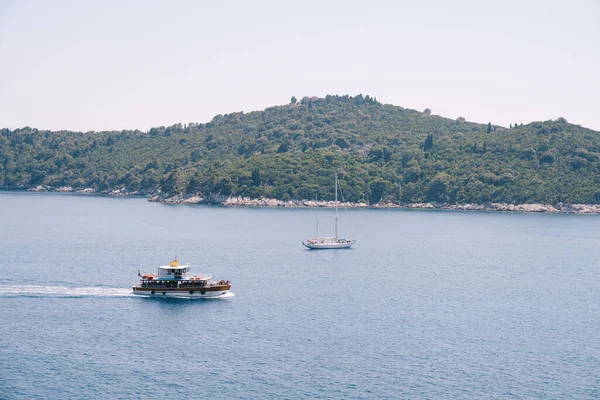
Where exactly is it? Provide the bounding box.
[178,280,208,288]
[139,281,178,288]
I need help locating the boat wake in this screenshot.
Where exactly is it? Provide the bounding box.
[0,284,135,298]
[0,284,235,300]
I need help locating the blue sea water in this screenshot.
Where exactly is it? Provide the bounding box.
[0,192,599,399]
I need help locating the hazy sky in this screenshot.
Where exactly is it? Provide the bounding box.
[1,0,599,132]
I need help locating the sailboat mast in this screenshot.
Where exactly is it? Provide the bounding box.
[334,173,338,239]
[316,194,319,241]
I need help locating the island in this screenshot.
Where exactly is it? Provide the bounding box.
[2,94,599,213]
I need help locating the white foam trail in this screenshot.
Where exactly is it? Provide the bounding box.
[0,284,135,298]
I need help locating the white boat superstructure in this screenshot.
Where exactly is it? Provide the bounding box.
[303,173,355,249]
[132,258,232,298]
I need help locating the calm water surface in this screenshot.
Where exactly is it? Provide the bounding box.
[0,192,599,399]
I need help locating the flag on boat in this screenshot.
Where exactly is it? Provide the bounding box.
[138,269,142,278]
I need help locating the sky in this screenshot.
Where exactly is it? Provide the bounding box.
[0,0,599,132]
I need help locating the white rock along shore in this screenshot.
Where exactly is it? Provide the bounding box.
[155,194,600,214]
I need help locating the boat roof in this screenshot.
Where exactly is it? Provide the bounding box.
[159,265,190,270]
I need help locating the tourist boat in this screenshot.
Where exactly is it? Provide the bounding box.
[303,173,355,249]
[132,258,232,298]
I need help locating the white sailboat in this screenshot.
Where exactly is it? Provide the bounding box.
[303,173,355,249]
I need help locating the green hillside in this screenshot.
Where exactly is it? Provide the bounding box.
[1,94,599,205]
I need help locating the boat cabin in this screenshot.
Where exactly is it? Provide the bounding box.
[157,265,190,280]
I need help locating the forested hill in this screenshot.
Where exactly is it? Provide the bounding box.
[1,94,599,205]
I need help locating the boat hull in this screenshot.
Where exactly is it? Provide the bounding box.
[303,241,354,249]
[132,285,232,298]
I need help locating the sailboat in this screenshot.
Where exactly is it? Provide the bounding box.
[303,173,355,249]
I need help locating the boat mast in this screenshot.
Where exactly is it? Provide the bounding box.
[334,173,338,239]
[316,193,319,241]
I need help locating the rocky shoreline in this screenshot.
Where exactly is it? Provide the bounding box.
[150,193,600,214]
[17,186,600,214]
[27,185,148,196]
[223,197,600,214]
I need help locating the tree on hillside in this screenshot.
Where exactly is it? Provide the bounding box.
[423,134,434,151]
[427,172,451,203]
[161,170,182,194]
[277,142,289,153]
[368,146,392,162]
[334,137,350,150]
[290,96,297,104]
[487,123,492,133]
[369,178,388,205]
[251,167,261,186]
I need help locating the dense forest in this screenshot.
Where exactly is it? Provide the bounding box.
[1,94,599,205]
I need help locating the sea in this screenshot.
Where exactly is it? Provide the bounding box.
[0,192,598,399]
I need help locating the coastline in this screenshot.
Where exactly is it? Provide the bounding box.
[153,193,600,214]
[219,196,600,214]
[7,185,600,214]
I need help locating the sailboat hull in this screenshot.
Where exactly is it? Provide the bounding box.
[303,240,355,249]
